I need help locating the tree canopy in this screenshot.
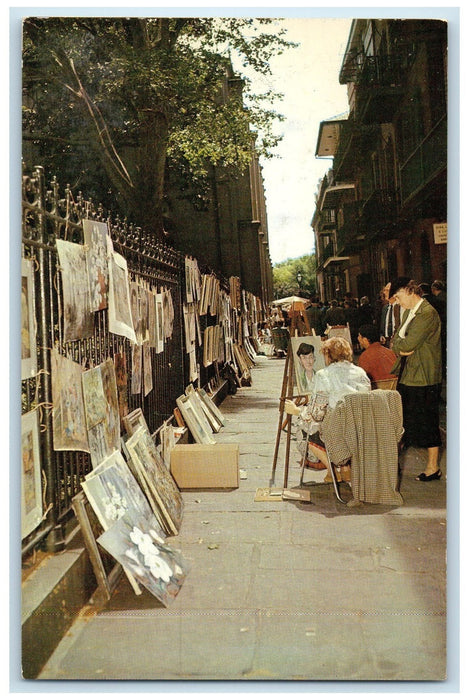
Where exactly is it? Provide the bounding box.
[272,253,317,299]
[22,17,296,235]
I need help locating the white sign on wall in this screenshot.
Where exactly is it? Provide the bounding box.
[433,223,447,244]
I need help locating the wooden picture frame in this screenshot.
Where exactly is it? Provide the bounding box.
[122,407,148,437]
[108,250,137,344]
[177,393,215,445]
[82,218,109,312]
[72,491,123,606]
[126,426,183,536]
[197,387,225,426]
[56,239,94,341]
[21,409,43,538]
[21,258,37,380]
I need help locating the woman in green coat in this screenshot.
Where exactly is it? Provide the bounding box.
[389,277,442,481]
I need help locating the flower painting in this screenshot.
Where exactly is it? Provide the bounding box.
[97,506,189,606]
[83,450,160,534]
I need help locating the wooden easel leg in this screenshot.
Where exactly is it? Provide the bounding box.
[270,345,292,486]
[283,414,292,488]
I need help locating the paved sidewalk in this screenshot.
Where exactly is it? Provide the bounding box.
[38,355,447,683]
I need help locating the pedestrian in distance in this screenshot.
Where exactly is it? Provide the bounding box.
[305,296,325,337]
[325,299,346,327]
[357,295,375,327]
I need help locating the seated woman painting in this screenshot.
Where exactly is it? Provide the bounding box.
[285,336,371,482]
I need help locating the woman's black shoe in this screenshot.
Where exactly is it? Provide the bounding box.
[415,470,442,482]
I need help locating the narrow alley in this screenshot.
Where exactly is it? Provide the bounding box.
[38,354,447,683]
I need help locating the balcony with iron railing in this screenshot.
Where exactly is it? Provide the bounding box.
[360,188,399,238]
[336,201,362,255]
[355,53,410,125]
[317,240,336,268]
[399,114,447,206]
[334,120,380,181]
[318,209,336,233]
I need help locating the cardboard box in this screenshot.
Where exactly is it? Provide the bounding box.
[170,443,239,489]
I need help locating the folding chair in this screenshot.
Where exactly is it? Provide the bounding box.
[299,422,347,504]
[371,377,398,390]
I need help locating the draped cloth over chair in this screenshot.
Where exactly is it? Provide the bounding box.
[321,390,404,506]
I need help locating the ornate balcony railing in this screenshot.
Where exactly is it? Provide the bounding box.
[400,115,447,205]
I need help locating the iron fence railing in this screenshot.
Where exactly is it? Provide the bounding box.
[21,166,189,554]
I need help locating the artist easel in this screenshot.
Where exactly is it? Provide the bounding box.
[270,303,310,489]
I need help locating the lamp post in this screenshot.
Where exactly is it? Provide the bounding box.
[296,270,302,296]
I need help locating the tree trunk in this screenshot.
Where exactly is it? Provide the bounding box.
[130,109,169,239]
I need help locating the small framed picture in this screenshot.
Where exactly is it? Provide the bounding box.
[122,407,148,437]
[21,258,37,380]
[21,410,43,539]
[176,394,215,445]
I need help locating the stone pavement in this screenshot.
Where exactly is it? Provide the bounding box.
[38,355,448,684]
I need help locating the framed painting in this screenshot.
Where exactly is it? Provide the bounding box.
[155,292,164,354]
[108,250,137,344]
[82,365,107,429]
[197,387,225,429]
[131,342,142,395]
[82,359,120,465]
[21,409,43,538]
[159,423,175,469]
[129,280,140,343]
[162,288,174,340]
[143,342,153,397]
[114,352,129,420]
[51,349,89,453]
[83,449,165,596]
[185,385,217,437]
[290,335,326,396]
[97,505,189,606]
[87,422,110,469]
[21,258,37,380]
[100,358,120,454]
[176,393,215,445]
[139,284,149,344]
[56,239,95,341]
[126,426,183,536]
[83,450,162,534]
[82,218,109,311]
[122,407,148,437]
[148,287,157,349]
[327,324,353,348]
[184,257,193,303]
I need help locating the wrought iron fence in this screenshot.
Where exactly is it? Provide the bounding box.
[21,166,189,554]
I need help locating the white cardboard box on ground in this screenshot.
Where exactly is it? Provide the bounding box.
[170,443,239,489]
